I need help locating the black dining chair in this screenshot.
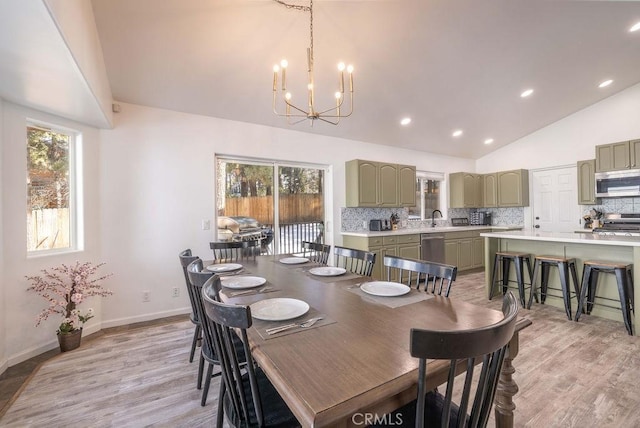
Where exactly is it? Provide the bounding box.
[179,249,201,363]
[302,241,331,265]
[187,258,247,407]
[201,281,300,428]
[210,240,260,263]
[333,245,376,277]
[376,291,519,428]
[384,255,457,297]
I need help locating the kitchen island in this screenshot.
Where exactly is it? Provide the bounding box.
[482,230,640,332]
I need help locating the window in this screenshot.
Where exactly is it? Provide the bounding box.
[26,123,79,253]
[408,172,444,220]
[216,157,327,254]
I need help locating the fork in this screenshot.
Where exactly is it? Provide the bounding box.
[229,286,272,297]
[265,317,324,335]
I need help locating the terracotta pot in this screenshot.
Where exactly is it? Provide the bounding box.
[57,328,82,352]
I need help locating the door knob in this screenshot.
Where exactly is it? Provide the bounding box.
[534,225,540,228]
[535,216,540,220]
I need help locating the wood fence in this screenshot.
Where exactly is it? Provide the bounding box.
[223,194,323,224]
[27,208,70,250]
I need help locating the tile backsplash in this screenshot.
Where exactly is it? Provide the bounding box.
[341,207,524,232]
[582,197,640,215]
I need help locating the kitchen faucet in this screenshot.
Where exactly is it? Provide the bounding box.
[431,209,443,227]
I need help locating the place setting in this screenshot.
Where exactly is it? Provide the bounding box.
[249,297,335,340]
[346,280,434,308]
[305,266,360,283]
[205,262,246,275]
[220,275,280,297]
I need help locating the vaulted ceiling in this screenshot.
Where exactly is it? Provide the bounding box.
[5,1,640,159]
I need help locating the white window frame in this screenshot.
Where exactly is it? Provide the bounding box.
[26,120,83,257]
[414,171,446,220]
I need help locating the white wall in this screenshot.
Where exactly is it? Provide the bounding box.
[0,98,5,374]
[1,102,104,366]
[98,102,475,325]
[477,82,640,172]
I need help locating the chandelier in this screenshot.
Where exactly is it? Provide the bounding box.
[272,0,354,125]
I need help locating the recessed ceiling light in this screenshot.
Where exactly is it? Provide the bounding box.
[630,22,640,32]
[484,138,494,145]
[599,79,613,88]
[520,89,534,98]
[400,117,411,126]
[452,130,463,137]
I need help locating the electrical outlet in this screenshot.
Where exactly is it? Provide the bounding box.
[362,220,368,229]
[202,219,211,230]
[142,291,150,302]
[172,287,180,298]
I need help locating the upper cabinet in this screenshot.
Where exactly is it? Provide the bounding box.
[449,169,529,208]
[595,139,640,172]
[345,160,416,207]
[449,172,483,208]
[577,159,597,205]
[497,169,529,207]
[483,173,498,208]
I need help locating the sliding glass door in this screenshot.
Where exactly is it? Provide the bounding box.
[216,157,326,255]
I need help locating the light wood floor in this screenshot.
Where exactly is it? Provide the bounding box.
[2,270,640,427]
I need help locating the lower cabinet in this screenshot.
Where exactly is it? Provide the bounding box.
[444,230,489,272]
[343,234,420,281]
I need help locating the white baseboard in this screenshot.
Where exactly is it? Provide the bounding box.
[101,307,191,329]
[5,308,190,368]
[8,340,58,367]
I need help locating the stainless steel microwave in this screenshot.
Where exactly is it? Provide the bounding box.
[595,169,640,197]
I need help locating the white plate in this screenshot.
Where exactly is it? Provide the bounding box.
[279,257,309,265]
[221,276,266,289]
[250,298,310,321]
[309,266,347,277]
[360,281,411,297]
[206,263,243,273]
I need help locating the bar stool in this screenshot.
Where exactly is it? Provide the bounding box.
[489,251,533,308]
[575,260,634,335]
[527,255,580,320]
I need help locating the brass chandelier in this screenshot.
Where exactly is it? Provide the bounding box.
[272,0,354,125]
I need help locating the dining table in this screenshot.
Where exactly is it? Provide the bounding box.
[214,254,532,428]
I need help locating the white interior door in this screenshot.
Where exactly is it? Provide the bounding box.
[532,167,581,232]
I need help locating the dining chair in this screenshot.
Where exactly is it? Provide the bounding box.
[376,291,519,428]
[210,240,260,263]
[201,282,300,428]
[179,249,201,363]
[333,246,376,277]
[383,255,457,297]
[302,241,331,265]
[187,259,234,407]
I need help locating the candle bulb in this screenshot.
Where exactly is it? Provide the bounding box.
[338,63,345,93]
[280,59,288,91]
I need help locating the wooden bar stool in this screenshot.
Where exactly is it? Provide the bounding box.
[489,251,533,308]
[575,260,634,335]
[527,255,580,320]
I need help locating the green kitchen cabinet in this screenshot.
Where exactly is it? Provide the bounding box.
[595,140,640,172]
[497,169,529,207]
[343,233,420,281]
[398,164,417,207]
[483,173,498,207]
[444,230,490,272]
[449,172,483,208]
[345,160,416,207]
[577,159,597,205]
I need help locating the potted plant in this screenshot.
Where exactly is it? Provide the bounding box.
[26,261,113,352]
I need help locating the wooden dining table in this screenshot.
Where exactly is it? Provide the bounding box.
[217,254,531,428]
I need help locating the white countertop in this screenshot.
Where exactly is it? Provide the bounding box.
[342,225,520,238]
[481,229,640,247]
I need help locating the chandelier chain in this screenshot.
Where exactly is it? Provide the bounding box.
[273,0,313,53]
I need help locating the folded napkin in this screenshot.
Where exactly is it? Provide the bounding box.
[252,307,336,340]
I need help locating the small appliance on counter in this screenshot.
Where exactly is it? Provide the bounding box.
[470,211,492,226]
[451,217,469,227]
[369,219,392,231]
